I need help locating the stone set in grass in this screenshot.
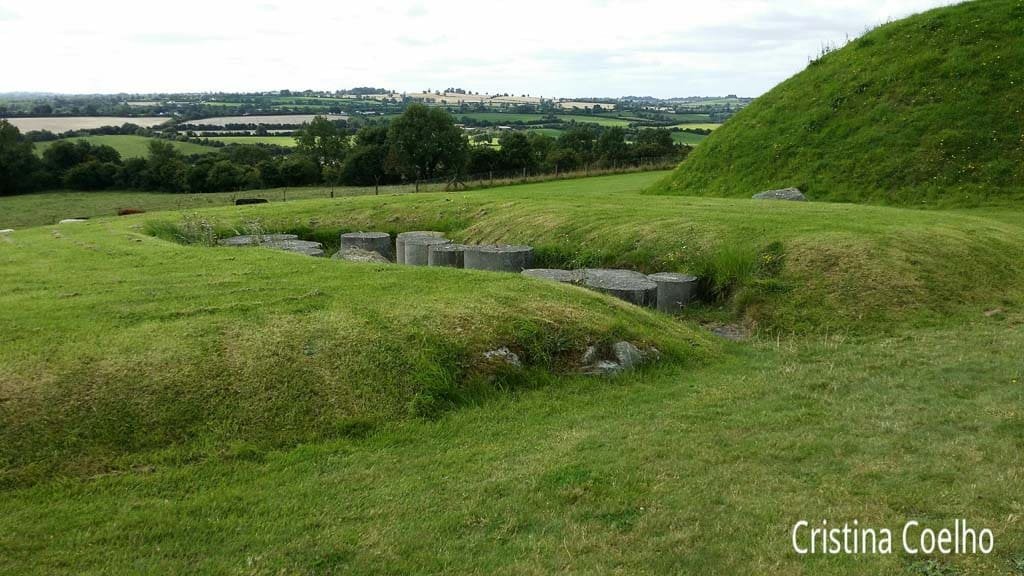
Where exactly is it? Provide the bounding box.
[219,229,701,313]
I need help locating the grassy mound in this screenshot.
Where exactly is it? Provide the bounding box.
[166,174,1024,335]
[0,209,714,485]
[4,172,1024,485]
[653,0,1024,206]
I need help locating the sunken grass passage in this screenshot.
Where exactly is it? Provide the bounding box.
[1,171,1023,574]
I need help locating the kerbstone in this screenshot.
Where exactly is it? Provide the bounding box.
[464,244,534,272]
[581,269,657,307]
[341,232,392,261]
[404,237,451,266]
[428,243,468,268]
[647,272,699,313]
[332,247,391,264]
[396,231,446,264]
[752,187,806,201]
[521,269,581,284]
[217,234,298,247]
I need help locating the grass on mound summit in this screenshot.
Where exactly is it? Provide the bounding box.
[653,0,1024,206]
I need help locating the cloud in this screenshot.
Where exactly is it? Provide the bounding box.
[1,0,956,97]
[0,7,19,21]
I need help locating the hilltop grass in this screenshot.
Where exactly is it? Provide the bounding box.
[655,0,1024,206]
[34,135,216,159]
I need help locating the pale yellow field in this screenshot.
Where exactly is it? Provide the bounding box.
[6,116,169,132]
[182,114,347,127]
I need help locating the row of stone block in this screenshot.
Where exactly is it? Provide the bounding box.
[523,268,698,313]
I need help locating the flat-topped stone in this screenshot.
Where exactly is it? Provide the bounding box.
[428,243,468,268]
[752,187,806,201]
[217,234,299,247]
[647,272,699,313]
[522,268,581,284]
[464,244,534,272]
[396,231,446,264]
[332,247,391,263]
[404,236,451,266]
[261,239,325,257]
[0,229,13,234]
[340,231,392,261]
[581,269,657,307]
[58,218,88,224]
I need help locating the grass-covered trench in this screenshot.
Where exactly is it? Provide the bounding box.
[1,172,1023,574]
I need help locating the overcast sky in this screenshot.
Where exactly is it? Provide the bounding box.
[1,0,955,98]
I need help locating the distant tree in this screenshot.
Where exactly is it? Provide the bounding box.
[294,116,350,173]
[596,127,629,166]
[279,156,320,186]
[206,160,246,191]
[634,128,676,158]
[339,126,393,188]
[498,131,536,172]
[0,121,43,195]
[114,158,148,189]
[387,104,468,185]
[467,146,502,176]
[144,140,187,192]
[257,159,283,188]
[63,161,118,190]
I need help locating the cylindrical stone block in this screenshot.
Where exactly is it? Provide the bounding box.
[581,269,657,307]
[340,232,393,261]
[647,272,699,313]
[521,268,581,284]
[463,244,534,272]
[404,237,451,266]
[428,243,467,268]
[396,231,446,264]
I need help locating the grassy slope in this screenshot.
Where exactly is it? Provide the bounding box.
[2,172,1024,573]
[655,0,1024,206]
[161,175,1024,335]
[35,135,216,159]
[2,306,1021,574]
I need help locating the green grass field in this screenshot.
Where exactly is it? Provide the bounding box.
[206,135,298,147]
[657,0,1024,205]
[1,171,1022,574]
[35,135,216,159]
[671,131,709,145]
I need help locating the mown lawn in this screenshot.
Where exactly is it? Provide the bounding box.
[1,172,1022,574]
[0,171,670,229]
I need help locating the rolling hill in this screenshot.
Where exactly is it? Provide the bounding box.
[654,0,1024,206]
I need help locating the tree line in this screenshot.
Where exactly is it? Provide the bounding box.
[0,104,686,196]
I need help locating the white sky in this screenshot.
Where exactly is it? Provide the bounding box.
[0,0,955,98]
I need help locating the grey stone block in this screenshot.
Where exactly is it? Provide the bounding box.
[428,243,467,268]
[218,234,299,247]
[341,231,392,260]
[332,247,391,264]
[396,231,446,264]
[647,272,699,313]
[464,244,534,272]
[404,236,451,266]
[752,187,806,201]
[580,269,657,307]
[521,268,581,284]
